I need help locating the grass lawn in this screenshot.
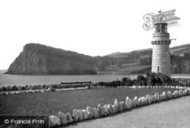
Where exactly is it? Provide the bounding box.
[0,87,177,116]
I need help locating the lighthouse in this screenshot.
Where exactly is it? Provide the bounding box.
[151,16,171,77]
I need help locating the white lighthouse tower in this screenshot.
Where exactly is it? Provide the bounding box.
[151,14,171,77]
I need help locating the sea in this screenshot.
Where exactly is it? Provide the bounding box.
[0,74,138,87]
[0,73,190,87]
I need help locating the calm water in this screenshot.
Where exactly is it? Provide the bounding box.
[0,74,190,87]
[0,74,138,87]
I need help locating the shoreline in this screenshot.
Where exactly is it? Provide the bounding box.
[0,74,190,87]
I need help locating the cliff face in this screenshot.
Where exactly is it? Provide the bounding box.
[6,43,97,75]
[7,50,47,75]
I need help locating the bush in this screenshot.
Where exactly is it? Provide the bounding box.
[21,86,26,90]
[12,85,19,91]
[146,72,171,86]
[122,77,133,86]
[172,78,190,87]
[136,75,146,86]
[134,73,172,86]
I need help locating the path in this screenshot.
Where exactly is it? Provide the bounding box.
[65,96,190,128]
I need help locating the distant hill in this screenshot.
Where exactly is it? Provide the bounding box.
[106,49,152,58]
[170,44,190,55]
[107,44,190,58]
[105,44,190,74]
[6,43,190,75]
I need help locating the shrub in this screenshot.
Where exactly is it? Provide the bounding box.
[21,86,26,90]
[136,75,146,86]
[145,72,171,86]
[12,85,19,91]
[122,77,133,86]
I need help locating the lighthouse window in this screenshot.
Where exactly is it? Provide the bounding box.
[164,25,167,32]
[157,67,160,72]
[156,25,161,32]
[162,25,166,32]
[157,26,161,32]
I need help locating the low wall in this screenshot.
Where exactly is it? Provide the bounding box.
[48,86,190,128]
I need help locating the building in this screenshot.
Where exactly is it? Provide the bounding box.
[151,22,171,77]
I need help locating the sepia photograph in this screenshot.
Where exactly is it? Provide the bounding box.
[0,0,190,128]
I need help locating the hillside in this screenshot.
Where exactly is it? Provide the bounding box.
[6,43,190,75]
[170,44,190,55]
[105,44,190,74]
[6,43,97,75]
[107,44,190,58]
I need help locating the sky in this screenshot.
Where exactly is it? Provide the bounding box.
[0,0,189,70]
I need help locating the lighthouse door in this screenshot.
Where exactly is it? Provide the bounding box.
[157,66,159,72]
